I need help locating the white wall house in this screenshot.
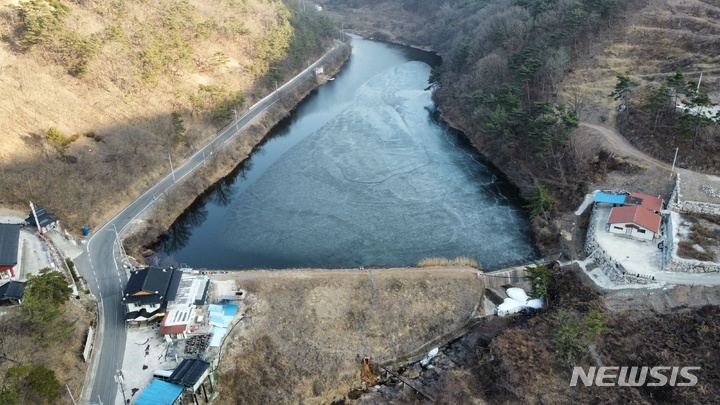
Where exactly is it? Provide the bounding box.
[607,222,656,241]
[607,205,661,241]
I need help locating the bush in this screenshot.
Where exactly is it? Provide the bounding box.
[14,0,69,49]
[84,131,102,142]
[46,127,70,148]
[553,309,610,368]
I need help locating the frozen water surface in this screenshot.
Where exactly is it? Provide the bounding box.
[217,63,534,269]
[157,38,536,270]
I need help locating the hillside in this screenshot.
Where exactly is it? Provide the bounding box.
[0,0,339,236]
[300,1,720,403]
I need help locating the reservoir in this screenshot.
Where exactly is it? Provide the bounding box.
[154,36,537,270]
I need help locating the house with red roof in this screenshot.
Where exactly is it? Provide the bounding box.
[607,204,662,241]
[624,192,664,213]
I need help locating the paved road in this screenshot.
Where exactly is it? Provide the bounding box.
[78,42,347,405]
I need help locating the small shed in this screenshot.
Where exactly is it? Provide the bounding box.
[25,207,59,234]
[134,379,183,405]
[0,281,24,305]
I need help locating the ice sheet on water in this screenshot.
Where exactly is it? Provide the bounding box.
[218,62,535,269]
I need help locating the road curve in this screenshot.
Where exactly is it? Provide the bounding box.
[78,42,347,405]
[578,121,671,170]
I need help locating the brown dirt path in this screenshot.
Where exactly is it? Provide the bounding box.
[578,120,671,171]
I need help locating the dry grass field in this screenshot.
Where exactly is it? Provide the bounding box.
[210,267,522,404]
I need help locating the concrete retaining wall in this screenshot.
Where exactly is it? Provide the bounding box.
[667,173,680,210]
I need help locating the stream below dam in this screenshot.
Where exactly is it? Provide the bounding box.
[153,36,537,270]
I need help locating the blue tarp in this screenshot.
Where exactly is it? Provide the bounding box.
[208,304,240,346]
[209,304,238,327]
[223,304,239,316]
[594,192,626,205]
[210,326,227,347]
[134,380,183,405]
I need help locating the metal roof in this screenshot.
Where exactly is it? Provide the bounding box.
[594,192,627,205]
[0,281,24,302]
[25,208,58,228]
[168,359,210,388]
[124,267,177,298]
[134,379,183,405]
[0,224,20,267]
[608,205,662,233]
[626,192,664,212]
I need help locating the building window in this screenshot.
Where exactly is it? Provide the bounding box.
[613,226,623,230]
[638,229,646,234]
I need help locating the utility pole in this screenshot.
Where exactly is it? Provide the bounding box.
[115,370,128,405]
[29,201,42,234]
[697,72,702,92]
[167,153,176,183]
[671,147,679,174]
[66,384,78,405]
[233,108,238,131]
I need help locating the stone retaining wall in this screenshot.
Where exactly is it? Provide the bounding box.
[674,200,720,216]
[584,205,654,284]
[665,258,720,273]
[665,173,720,272]
[670,172,720,215]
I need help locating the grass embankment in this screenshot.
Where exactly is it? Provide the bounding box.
[212,267,517,404]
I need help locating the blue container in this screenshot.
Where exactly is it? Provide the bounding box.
[82,226,89,236]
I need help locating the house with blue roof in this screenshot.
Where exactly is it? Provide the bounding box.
[133,379,183,405]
